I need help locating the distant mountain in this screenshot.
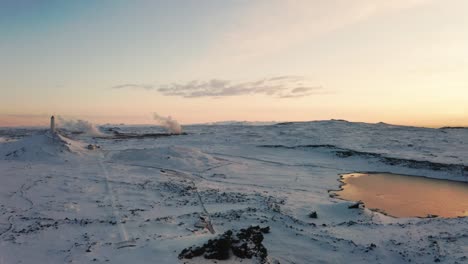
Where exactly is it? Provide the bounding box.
[440,126,468,130]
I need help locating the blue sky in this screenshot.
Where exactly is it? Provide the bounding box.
[1,0,467,126]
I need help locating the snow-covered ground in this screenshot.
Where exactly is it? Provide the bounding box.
[0,121,467,263]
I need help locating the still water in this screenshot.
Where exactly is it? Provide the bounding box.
[331,173,468,218]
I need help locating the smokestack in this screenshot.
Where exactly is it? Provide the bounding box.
[50,116,56,133]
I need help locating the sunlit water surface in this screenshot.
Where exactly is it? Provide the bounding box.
[332,173,468,218]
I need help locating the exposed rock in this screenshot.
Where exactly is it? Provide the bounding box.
[348,201,363,209]
[308,211,318,218]
[87,144,101,150]
[179,226,270,263]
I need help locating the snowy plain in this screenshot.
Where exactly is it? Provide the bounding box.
[0,120,467,263]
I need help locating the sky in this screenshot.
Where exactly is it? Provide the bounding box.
[0,0,467,127]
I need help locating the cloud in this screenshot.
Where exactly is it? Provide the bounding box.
[111,83,154,90]
[291,87,313,93]
[157,76,322,98]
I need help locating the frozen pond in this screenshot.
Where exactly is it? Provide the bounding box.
[332,173,468,218]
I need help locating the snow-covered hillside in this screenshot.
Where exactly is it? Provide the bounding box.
[0,132,86,162]
[0,121,467,263]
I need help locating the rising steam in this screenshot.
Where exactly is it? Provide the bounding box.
[57,117,104,136]
[153,113,182,134]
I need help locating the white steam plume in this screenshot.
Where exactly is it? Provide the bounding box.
[57,117,104,136]
[153,113,182,134]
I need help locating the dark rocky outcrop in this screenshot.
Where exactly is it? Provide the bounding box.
[308,211,318,218]
[348,201,363,209]
[179,226,270,263]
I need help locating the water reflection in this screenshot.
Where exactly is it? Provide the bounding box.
[331,173,468,218]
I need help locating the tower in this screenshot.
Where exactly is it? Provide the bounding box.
[50,116,56,133]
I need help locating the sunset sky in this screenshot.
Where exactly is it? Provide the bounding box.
[1,0,467,127]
